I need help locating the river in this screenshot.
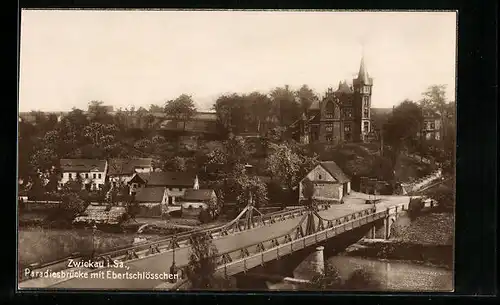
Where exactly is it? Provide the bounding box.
[267,211,454,292]
[267,256,453,292]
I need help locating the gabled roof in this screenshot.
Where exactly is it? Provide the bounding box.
[183,189,215,201]
[60,159,107,172]
[108,158,152,176]
[134,187,166,202]
[319,161,350,183]
[138,171,195,187]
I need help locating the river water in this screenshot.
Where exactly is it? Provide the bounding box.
[268,256,453,291]
[267,211,454,292]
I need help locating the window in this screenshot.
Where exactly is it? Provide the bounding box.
[326,135,333,142]
[430,122,435,129]
[344,124,351,132]
[178,188,183,191]
[363,86,370,94]
[326,123,333,132]
[325,101,334,118]
[98,173,102,179]
[363,96,369,108]
[363,121,369,133]
[363,108,369,118]
[85,173,89,179]
[343,108,353,118]
[435,132,441,140]
[318,174,322,180]
[92,173,96,179]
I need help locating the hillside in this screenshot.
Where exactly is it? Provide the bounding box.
[310,142,434,185]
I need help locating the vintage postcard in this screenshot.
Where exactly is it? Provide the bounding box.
[17,9,456,291]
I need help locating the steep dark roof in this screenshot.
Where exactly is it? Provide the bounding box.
[319,161,351,183]
[60,159,107,172]
[139,171,195,187]
[134,187,166,202]
[108,158,152,176]
[336,80,353,93]
[183,189,215,201]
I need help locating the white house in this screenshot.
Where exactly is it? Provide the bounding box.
[299,161,351,203]
[59,159,108,191]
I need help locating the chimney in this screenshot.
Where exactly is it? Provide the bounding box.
[193,175,199,190]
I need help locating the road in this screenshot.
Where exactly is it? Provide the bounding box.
[20,195,410,290]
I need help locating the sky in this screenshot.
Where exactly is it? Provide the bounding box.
[19,10,457,112]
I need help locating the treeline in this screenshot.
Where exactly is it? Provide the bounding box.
[214,84,318,136]
[382,85,456,175]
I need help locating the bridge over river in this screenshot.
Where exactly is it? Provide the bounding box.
[19,193,418,290]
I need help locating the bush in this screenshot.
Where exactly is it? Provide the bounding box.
[198,209,212,224]
[309,263,342,289]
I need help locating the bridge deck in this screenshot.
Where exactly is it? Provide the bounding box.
[20,195,410,290]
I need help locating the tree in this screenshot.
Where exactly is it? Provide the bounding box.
[266,143,301,193]
[58,191,87,221]
[164,94,197,131]
[270,85,301,126]
[29,147,58,175]
[419,85,447,114]
[186,232,220,289]
[87,100,114,124]
[233,171,268,209]
[301,177,315,207]
[247,92,275,134]
[83,122,119,157]
[149,104,164,113]
[162,156,187,172]
[296,84,318,114]
[383,100,423,169]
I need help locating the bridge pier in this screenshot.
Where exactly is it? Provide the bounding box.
[311,246,325,276]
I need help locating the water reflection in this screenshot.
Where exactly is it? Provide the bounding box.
[267,256,453,291]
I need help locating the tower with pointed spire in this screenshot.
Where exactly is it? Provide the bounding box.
[352,55,373,142]
[291,55,373,145]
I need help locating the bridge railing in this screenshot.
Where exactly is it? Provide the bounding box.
[170,206,382,288]
[19,205,307,282]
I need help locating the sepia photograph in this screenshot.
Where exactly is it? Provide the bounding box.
[17,10,456,292]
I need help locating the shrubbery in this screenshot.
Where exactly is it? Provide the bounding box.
[198,209,212,224]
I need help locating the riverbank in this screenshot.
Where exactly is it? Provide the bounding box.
[345,212,454,269]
